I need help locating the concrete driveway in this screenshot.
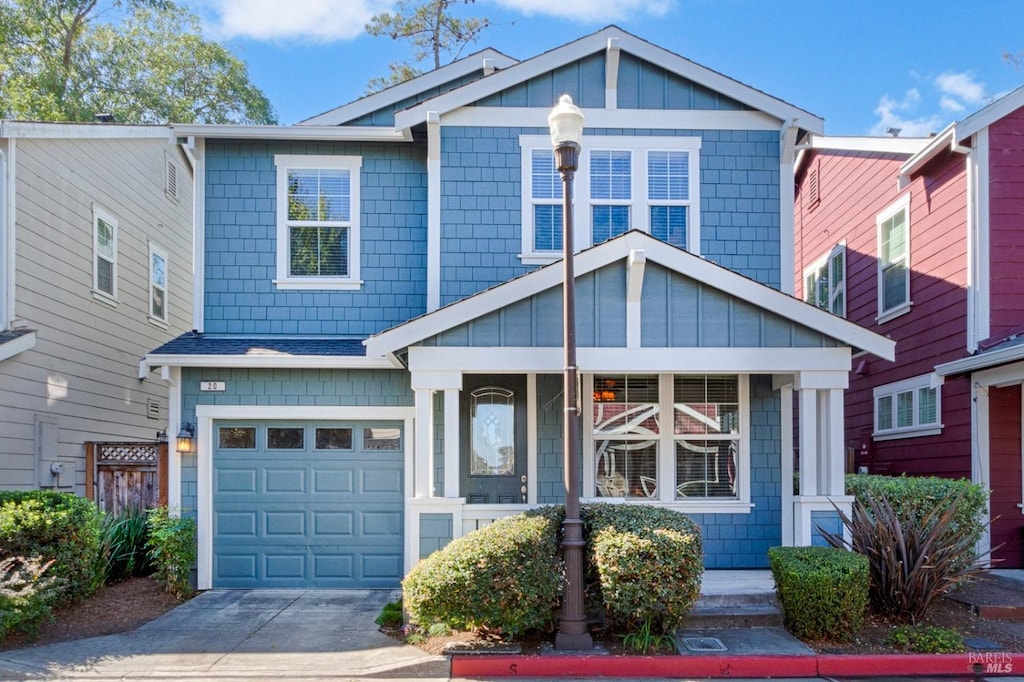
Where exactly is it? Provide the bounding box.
[0,589,449,681]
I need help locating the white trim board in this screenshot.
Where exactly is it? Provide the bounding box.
[144,353,400,369]
[366,231,895,360]
[193,404,416,590]
[0,121,172,139]
[169,124,411,143]
[442,107,782,131]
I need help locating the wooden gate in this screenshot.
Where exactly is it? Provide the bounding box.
[85,442,168,515]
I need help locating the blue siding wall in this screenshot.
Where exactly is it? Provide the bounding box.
[419,513,454,559]
[344,72,488,126]
[811,510,842,547]
[439,127,780,306]
[204,140,427,336]
[176,367,413,514]
[537,373,567,504]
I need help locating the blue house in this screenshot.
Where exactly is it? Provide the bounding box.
[146,27,893,589]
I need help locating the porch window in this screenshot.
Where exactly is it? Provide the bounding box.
[591,374,742,502]
[274,154,362,290]
[873,373,942,440]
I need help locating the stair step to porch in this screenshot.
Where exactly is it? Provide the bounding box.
[684,604,783,629]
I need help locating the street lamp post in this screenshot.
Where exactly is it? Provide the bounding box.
[549,94,593,651]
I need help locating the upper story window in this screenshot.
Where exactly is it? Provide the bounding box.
[274,154,362,290]
[587,373,747,511]
[877,195,910,322]
[804,243,845,317]
[92,205,118,304]
[873,373,942,440]
[148,242,169,325]
[520,135,700,264]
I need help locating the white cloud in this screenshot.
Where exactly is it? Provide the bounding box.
[939,96,965,113]
[201,0,388,42]
[869,88,944,137]
[934,71,987,106]
[491,0,673,22]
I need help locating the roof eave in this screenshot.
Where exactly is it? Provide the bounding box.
[936,345,1024,377]
[168,124,412,143]
[144,353,400,369]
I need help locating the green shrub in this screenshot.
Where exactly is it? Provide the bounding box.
[402,510,561,636]
[769,545,869,641]
[98,508,153,583]
[885,624,965,653]
[583,504,703,633]
[146,507,196,598]
[845,474,987,552]
[0,491,103,605]
[375,600,403,628]
[0,556,60,638]
[821,488,988,622]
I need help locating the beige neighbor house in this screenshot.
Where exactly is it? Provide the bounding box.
[0,122,194,499]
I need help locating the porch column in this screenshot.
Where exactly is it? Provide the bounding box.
[824,388,846,496]
[444,389,460,498]
[413,389,434,498]
[797,387,818,497]
[410,371,463,499]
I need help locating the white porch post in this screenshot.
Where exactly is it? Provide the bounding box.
[776,378,795,546]
[444,388,460,497]
[413,389,434,498]
[825,388,846,496]
[797,387,818,498]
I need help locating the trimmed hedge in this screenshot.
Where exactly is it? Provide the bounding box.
[402,510,562,635]
[845,474,987,542]
[583,504,703,630]
[769,545,869,641]
[0,491,103,605]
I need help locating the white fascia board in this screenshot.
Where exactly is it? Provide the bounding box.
[936,344,1024,377]
[366,231,895,360]
[143,353,400,369]
[408,346,852,373]
[956,84,1024,141]
[0,330,36,362]
[899,123,960,178]
[168,124,411,143]
[397,27,822,132]
[799,135,930,155]
[0,121,171,139]
[299,48,519,126]
[441,107,781,131]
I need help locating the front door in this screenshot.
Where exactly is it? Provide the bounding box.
[460,374,527,504]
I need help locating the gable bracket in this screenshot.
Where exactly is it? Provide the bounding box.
[605,38,621,110]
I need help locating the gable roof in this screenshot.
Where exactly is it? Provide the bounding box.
[794,134,930,175]
[299,47,519,127]
[392,25,823,133]
[365,231,894,360]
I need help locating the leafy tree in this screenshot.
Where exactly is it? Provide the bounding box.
[0,0,276,124]
[365,0,491,92]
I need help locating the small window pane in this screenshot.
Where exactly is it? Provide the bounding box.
[219,427,256,449]
[287,168,350,222]
[882,262,907,311]
[896,391,914,428]
[650,206,687,248]
[918,387,937,425]
[151,252,167,288]
[364,427,401,450]
[648,151,689,200]
[591,150,631,200]
[595,440,657,498]
[877,395,893,431]
[96,218,114,258]
[531,150,561,200]
[675,440,737,498]
[152,287,165,319]
[592,205,630,243]
[96,258,113,295]
[315,427,352,450]
[289,226,348,277]
[533,204,563,251]
[268,427,304,449]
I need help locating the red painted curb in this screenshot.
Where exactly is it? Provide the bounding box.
[450,651,1022,678]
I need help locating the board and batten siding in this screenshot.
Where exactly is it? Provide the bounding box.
[988,106,1024,343]
[0,135,193,492]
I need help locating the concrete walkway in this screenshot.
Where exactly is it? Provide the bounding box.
[0,589,448,681]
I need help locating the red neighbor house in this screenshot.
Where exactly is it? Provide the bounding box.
[794,86,1024,568]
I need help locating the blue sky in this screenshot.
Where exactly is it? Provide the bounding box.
[186,0,1024,136]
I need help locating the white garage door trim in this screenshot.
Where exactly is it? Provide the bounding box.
[195,405,415,590]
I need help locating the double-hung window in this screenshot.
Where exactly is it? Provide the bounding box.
[148,242,168,325]
[520,136,700,263]
[274,155,362,290]
[587,373,748,511]
[804,244,846,316]
[92,205,118,303]
[873,374,942,440]
[877,195,910,321]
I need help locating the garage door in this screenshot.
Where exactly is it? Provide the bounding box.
[212,421,404,588]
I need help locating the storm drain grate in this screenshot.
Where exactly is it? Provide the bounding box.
[681,636,728,652]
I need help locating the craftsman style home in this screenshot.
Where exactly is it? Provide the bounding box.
[793,86,1024,568]
[147,26,893,589]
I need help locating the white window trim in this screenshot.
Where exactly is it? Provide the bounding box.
[273,154,363,291]
[803,242,846,317]
[92,204,119,305]
[148,241,169,327]
[876,194,911,323]
[519,135,701,264]
[873,373,943,440]
[582,373,751,514]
